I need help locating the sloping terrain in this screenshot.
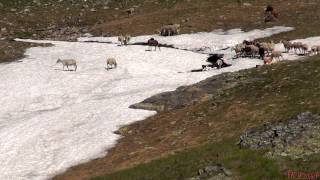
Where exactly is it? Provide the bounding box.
[1,0,320,180]
[57,54,320,180]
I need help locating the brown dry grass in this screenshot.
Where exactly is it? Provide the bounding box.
[52,0,320,179]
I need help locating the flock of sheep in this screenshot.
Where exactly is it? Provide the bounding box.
[232,39,320,65]
[56,57,117,72]
[55,24,183,72]
[55,22,320,72]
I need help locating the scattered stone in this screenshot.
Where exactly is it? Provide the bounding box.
[186,165,233,180]
[239,112,320,159]
[243,3,252,6]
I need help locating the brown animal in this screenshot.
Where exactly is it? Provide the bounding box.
[160,24,180,36]
[147,38,160,51]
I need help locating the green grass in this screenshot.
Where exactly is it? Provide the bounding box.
[94,56,320,180]
[93,140,282,180]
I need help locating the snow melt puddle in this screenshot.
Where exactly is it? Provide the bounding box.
[1,26,295,180]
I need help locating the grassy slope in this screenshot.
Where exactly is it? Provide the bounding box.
[1,0,320,179]
[51,0,320,180]
[94,55,320,180]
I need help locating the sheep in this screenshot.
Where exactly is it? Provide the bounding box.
[125,7,135,17]
[244,45,259,58]
[56,58,77,71]
[264,56,274,65]
[301,44,309,55]
[118,36,125,45]
[271,51,284,61]
[147,38,160,51]
[232,43,245,58]
[259,41,275,55]
[281,40,293,52]
[311,45,320,55]
[292,42,303,54]
[124,35,131,45]
[160,24,180,36]
[118,35,131,46]
[106,57,117,70]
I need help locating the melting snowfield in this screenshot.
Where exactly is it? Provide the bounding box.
[0,26,302,180]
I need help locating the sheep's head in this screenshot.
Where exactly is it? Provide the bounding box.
[56,59,62,63]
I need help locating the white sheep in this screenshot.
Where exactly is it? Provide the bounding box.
[271,51,284,61]
[118,35,131,46]
[311,45,320,55]
[56,58,77,71]
[106,57,117,70]
[232,43,245,58]
[281,40,293,52]
[260,41,275,55]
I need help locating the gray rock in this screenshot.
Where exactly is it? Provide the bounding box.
[239,112,320,159]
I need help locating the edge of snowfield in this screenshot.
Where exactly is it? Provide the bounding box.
[78,26,294,52]
[0,26,306,180]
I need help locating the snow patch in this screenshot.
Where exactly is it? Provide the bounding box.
[0,26,302,180]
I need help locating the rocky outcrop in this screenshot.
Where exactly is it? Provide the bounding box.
[130,72,261,112]
[239,112,320,159]
[186,165,233,180]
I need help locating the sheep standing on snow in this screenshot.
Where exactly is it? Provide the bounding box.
[56,58,77,71]
[292,42,303,54]
[271,51,284,61]
[311,45,320,55]
[301,44,309,55]
[118,35,131,46]
[232,43,245,58]
[106,58,117,70]
[259,41,275,55]
[244,45,259,58]
[281,40,293,52]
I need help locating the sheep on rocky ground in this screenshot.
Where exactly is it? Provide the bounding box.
[56,58,77,71]
[271,51,284,61]
[106,57,117,70]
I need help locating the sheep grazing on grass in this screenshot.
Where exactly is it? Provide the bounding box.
[118,35,131,46]
[106,58,117,70]
[271,51,284,61]
[160,24,180,36]
[56,58,77,71]
[125,7,135,17]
